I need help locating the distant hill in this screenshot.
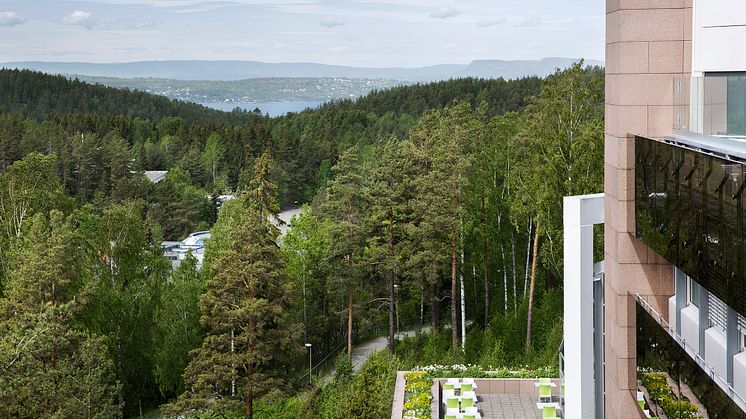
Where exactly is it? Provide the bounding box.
[1,58,603,82]
[0,69,251,125]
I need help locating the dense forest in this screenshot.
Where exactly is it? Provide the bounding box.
[0,64,604,418]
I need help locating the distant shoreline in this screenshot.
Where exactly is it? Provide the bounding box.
[202,100,324,116]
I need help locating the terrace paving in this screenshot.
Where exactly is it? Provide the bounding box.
[473,394,542,419]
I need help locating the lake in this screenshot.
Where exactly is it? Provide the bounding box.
[203,101,325,117]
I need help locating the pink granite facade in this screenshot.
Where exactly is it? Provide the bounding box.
[605,1,692,417]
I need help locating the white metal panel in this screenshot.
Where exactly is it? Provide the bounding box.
[705,327,728,379]
[669,296,677,331]
[681,305,700,356]
[692,0,746,74]
[698,0,746,28]
[696,26,746,73]
[733,352,746,402]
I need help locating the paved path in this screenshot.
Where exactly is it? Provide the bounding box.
[324,326,431,382]
[326,321,472,382]
[350,327,432,372]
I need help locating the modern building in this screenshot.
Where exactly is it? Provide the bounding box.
[143,170,168,183]
[564,1,746,418]
[162,230,210,270]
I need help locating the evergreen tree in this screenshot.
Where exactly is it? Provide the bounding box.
[409,103,476,355]
[318,147,370,356]
[0,211,121,418]
[166,166,299,419]
[367,138,415,354]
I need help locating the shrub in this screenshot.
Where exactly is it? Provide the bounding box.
[333,353,353,382]
[639,373,701,419]
[316,352,400,419]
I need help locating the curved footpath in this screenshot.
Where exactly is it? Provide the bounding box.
[326,321,471,381]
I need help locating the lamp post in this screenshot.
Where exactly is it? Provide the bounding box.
[305,343,312,384]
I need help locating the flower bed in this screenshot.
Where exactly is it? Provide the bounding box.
[402,372,432,419]
[413,363,558,379]
[639,372,701,418]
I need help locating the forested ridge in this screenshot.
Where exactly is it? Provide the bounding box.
[0,69,252,125]
[0,64,604,418]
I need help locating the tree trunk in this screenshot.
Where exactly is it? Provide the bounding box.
[511,230,517,314]
[116,324,124,407]
[525,225,540,353]
[523,218,532,299]
[347,250,353,357]
[347,283,353,357]
[231,329,236,397]
[388,209,395,355]
[246,384,253,419]
[459,230,466,352]
[247,267,256,419]
[482,239,489,328]
[51,278,57,369]
[500,241,507,313]
[451,230,458,355]
[420,283,424,326]
[431,283,440,329]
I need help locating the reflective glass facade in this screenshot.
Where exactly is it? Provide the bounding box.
[637,300,746,418]
[635,136,746,317]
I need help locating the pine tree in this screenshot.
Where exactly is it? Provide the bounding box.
[368,138,415,355]
[0,211,121,418]
[409,103,476,355]
[318,147,370,357]
[166,165,299,419]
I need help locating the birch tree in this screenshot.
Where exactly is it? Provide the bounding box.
[511,61,604,352]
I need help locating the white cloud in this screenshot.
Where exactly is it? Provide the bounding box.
[63,11,94,28]
[0,11,25,27]
[514,17,541,27]
[319,17,345,28]
[430,6,458,19]
[477,17,506,28]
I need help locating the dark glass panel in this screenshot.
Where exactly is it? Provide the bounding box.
[636,301,746,418]
[635,136,746,318]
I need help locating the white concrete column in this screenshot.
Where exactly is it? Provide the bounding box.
[563,193,604,419]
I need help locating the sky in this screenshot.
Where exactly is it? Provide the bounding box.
[0,0,605,67]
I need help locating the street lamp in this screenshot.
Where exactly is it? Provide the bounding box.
[305,343,312,384]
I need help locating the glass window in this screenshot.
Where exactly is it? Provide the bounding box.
[687,276,700,308]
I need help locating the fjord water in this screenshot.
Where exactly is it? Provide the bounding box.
[203,100,324,116]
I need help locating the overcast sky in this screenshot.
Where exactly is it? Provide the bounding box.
[0,0,604,67]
